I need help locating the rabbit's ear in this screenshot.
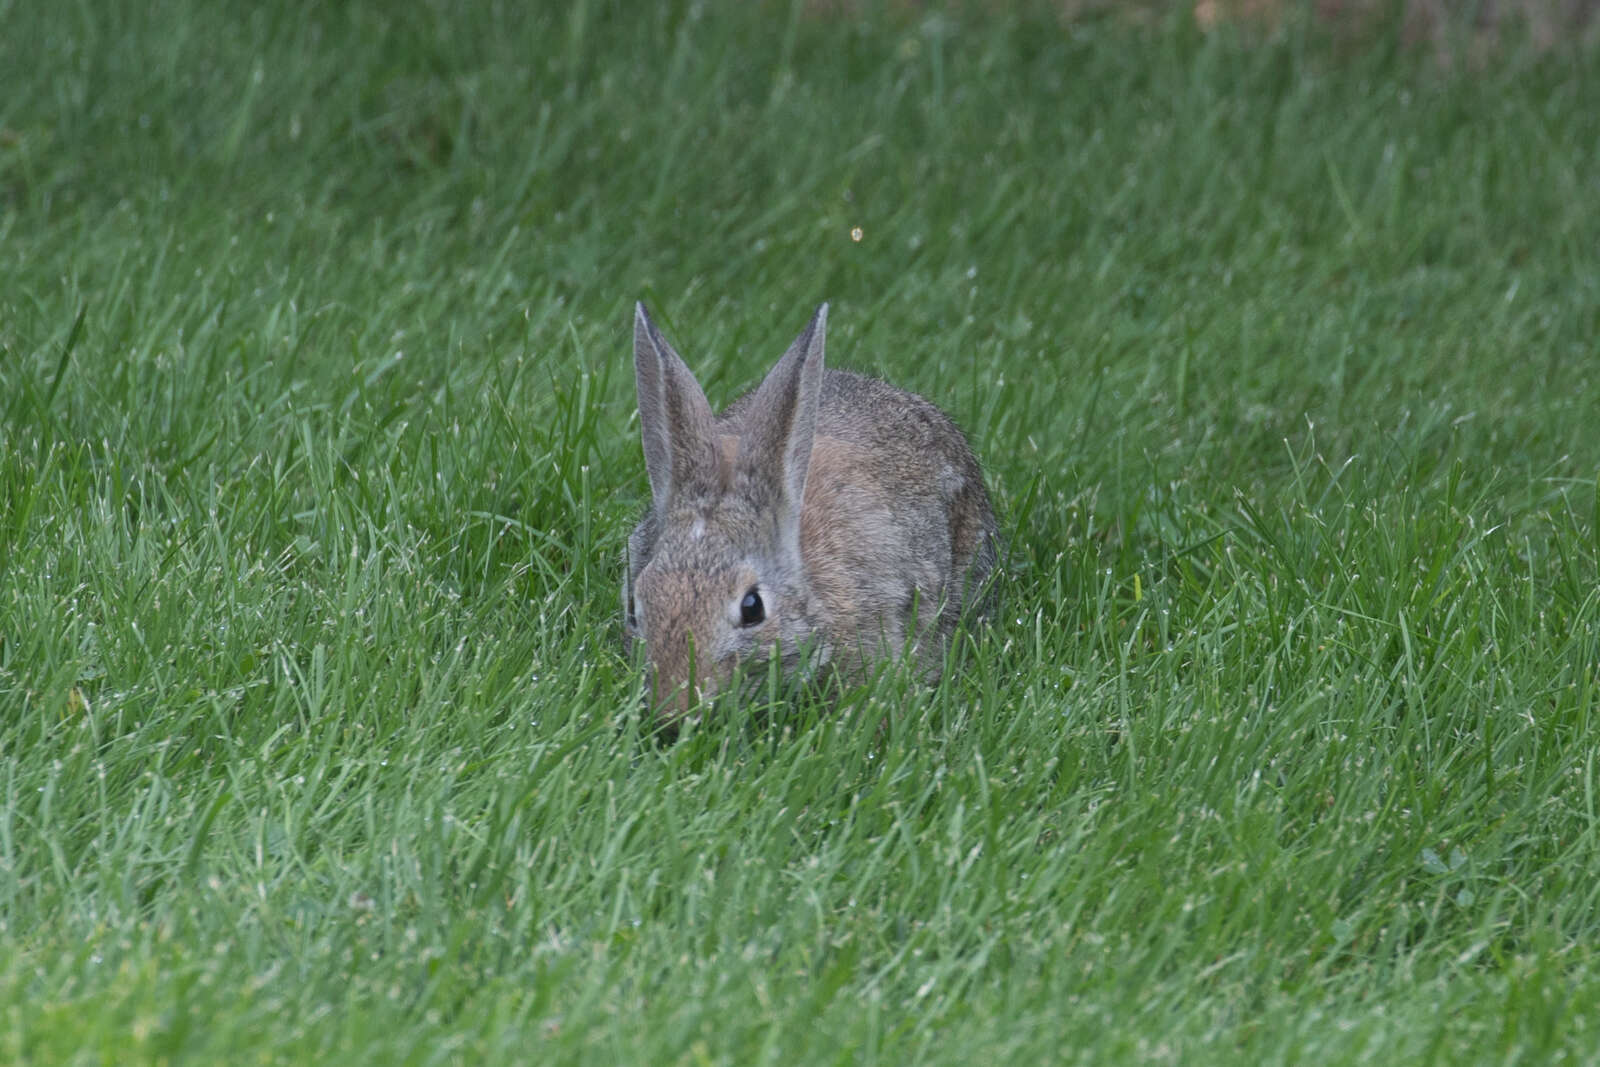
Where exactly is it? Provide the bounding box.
[740,303,827,515]
[635,303,718,510]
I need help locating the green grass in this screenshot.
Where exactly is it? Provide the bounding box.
[2,1,1598,1062]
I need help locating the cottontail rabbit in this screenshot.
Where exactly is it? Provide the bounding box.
[623,302,998,718]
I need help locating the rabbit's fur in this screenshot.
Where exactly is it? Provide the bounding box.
[623,302,997,718]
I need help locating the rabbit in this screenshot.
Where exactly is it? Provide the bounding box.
[622,301,998,719]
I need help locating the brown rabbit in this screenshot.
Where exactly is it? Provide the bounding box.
[623,302,998,719]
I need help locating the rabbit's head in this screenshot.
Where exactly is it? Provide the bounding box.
[624,303,829,717]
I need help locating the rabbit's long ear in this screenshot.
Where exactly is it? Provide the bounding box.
[740,304,827,515]
[635,303,718,511]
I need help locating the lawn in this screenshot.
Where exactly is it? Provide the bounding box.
[2,1,1598,1062]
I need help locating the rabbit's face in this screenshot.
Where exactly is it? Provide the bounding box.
[628,516,818,718]
[626,300,833,720]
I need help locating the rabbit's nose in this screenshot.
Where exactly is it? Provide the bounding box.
[648,668,698,717]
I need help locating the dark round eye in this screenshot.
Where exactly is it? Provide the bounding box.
[739,587,765,627]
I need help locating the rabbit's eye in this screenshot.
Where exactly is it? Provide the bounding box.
[739,587,765,627]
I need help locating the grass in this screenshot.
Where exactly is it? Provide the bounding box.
[2,0,1598,1062]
